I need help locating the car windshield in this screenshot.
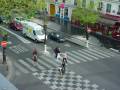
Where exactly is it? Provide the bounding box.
[35,30,45,35]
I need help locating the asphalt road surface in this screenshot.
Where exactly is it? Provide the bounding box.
[0,25,120,90]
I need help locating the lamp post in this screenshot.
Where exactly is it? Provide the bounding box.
[86,27,91,48]
[43,9,49,54]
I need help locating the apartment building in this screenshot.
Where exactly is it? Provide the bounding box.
[97,0,120,20]
[46,0,76,21]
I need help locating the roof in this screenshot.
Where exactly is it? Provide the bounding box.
[24,21,43,30]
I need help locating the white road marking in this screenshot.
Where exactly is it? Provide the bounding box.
[78,50,99,59]
[67,52,87,62]
[72,51,93,61]
[37,58,53,68]
[14,62,29,74]
[82,49,104,58]
[89,48,110,58]
[19,59,37,72]
[26,58,46,70]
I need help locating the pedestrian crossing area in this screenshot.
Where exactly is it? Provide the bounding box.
[14,47,118,74]
[9,44,29,54]
[32,69,105,90]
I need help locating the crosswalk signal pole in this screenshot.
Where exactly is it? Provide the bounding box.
[43,9,49,55]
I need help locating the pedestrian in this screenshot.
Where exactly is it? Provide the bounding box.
[61,58,66,74]
[32,48,38,66]
[54,47,60,58]
[63,52,67,63]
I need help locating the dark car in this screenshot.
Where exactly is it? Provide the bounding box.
[48,32,65,42]
[9,21,23,30]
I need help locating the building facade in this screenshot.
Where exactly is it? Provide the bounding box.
[96,0,120,20]
[46,0,120,21]
[46,0,76,21]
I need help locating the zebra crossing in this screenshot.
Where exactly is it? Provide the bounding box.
[14,47,117,74]
[9,44,29,54]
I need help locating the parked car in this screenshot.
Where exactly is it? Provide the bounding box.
[9,21,23,30]
[48,32,65,42]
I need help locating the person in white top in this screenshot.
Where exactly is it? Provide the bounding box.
[63,52,67,63]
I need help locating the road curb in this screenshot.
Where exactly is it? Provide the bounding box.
[110,48,120,53]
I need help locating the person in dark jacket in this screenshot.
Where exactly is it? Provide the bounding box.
[54,47,60,58]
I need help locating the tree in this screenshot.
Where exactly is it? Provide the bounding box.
[0,0,38,22]
[72,0,100,39]
[72,0,100,25]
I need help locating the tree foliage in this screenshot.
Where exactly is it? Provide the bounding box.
[72,0,100,25]
[0,0,47,21]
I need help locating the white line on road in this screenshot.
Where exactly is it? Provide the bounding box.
[0,26,31,43]
[19,59,37,72]
[14,62,29,74]
[26,58,46,70]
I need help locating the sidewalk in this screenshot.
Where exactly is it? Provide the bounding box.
[31,18,103,47]
[0,50,14,80]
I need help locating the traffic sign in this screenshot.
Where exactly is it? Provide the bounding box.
[1,41,7,48]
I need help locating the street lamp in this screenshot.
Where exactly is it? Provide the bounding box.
[86,27,91,48]
[43,9,49,54]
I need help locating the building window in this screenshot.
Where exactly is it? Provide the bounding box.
[98,2,103,10]
[106,4,111,13]
[117,5,120,15]
[63,0,65,3]
[74,0,77,5]
[64,8,68,16]
[82,0,86,8]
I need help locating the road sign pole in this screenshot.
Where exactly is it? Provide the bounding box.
[2,47,6,64]
[1,41,7,64]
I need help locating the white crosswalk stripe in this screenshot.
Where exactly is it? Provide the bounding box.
[72,51,93,61]
[9,45,29,54]
[18,59,37,72]
[81,49,104,58]
[67,52,87,62]
[88,48,110,58]
[90,47,115,57]
[37,58,53,69]
[15,47,117,74]
[77,50,99,60]
[26,58,46,70]
[14,62,29,74]
[40,56,58,67]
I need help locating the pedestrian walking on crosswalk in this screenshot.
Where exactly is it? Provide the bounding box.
[32,48,38,66]
[63,52,67,63]
[61,58,66,74]
[54,47,60,58]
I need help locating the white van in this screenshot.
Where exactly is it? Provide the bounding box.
[22,21,47,42]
